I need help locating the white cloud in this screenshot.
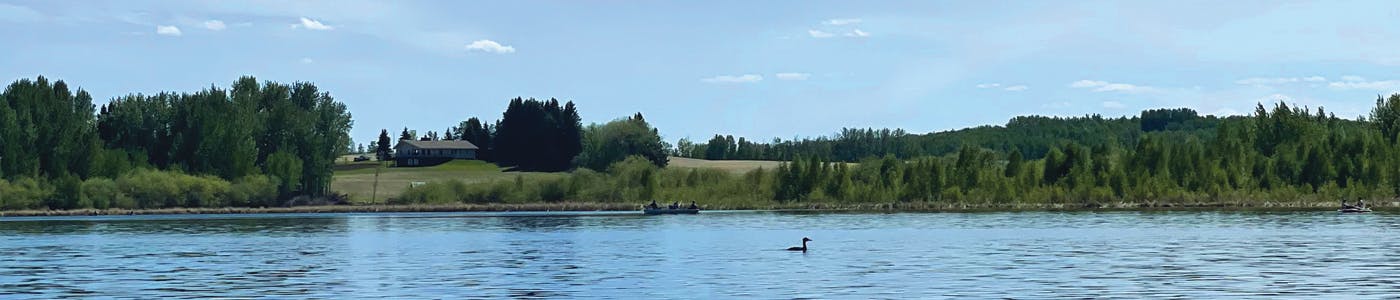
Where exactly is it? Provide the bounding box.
[155,25,182,36]
[1341,75,1366,82]
[300,57,314,64]
[775,73,810,81]
[1096,83,1150,92]
[202,20,226,30]
[701,74,763,84]
[824,18,862,26]
[1070,80,1107,88]
[294,17,334,30]
[1068,79,1156,93]
[845,29,870,38]
[464,39,515,54]
[1102,101,1126,109]
[1328,80,1400,90]
[808,30,834,38]
[976,83,1026,91]
[1234,76,1326,86]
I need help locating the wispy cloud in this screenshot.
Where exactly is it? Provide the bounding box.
[808,18,870,39]
[1234,76,1326,86]
[1230,74,1398,91]
[824,18,862,26]
[1102,101,1125,109]
[702,74,763,84]
[464,39,515,54]
[300,57,314,64]
[977,83,1027,91]
[202,20,226,31]
[1069,79,1156,93]
[775,73,810,81]
[156,25,182,36]
[294,17,333,30]
[1328,79,1400,91]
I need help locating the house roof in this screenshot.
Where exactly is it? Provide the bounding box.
[396,139,480,150]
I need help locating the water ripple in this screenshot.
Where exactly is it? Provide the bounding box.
[1,211,1397,298]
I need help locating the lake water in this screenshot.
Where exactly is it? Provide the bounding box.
[2,210,1399,298]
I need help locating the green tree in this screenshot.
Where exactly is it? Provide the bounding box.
[575,113,669,170]
[376,129,393,160]
[1004,149,1023,178]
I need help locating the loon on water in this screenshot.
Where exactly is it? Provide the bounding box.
[786,237,813,252]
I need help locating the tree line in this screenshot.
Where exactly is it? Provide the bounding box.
[763,99,1400,205]
[0,76,352,210]
[398,94,1400,208]
[677,109,1222,162]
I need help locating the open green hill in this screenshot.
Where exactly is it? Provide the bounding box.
[331,160,560,203]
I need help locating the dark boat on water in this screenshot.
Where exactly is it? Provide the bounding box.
[642,201,700,215]
[643,207,700,215]
[1339,199,1371,213]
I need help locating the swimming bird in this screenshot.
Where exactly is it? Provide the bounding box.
[786,237,812,252]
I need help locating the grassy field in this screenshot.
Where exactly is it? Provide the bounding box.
[331,160,561,203]
[667,156,782,174]
[332,156,782,203]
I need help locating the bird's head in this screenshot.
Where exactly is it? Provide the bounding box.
[802,237,812,242]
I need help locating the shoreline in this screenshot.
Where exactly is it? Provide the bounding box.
[1,200,1393,218]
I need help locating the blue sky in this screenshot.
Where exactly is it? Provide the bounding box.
[2,1,1399,145]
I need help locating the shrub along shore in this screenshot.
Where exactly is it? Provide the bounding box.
[0,199,1388,217]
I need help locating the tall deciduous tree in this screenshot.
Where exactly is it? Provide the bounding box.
[575,113,669,171]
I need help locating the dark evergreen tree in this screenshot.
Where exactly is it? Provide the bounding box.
[376,129,393,160]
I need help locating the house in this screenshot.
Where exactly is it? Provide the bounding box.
[394,139,479,167]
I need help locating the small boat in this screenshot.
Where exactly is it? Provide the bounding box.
[643,207,700,215]
[1339,207,1372,213]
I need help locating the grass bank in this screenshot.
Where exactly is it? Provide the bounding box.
[667,156,781,174]
[330,160,561,203]
[3,199,1391,217]
[329,157,784,203]
[0,202,641,217]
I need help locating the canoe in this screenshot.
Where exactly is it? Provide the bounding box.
[643,208,700,215]
[1338,207,1372,213]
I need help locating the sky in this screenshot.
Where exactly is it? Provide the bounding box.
[3,1,1400,145]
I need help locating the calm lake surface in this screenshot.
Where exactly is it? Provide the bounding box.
[3,210,1400,298]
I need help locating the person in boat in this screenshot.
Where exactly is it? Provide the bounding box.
[688,201,698,210]
[1358,199,1366,209]
[670,201,679,209]
[647,200,659,209]
[1342,199,1355,209]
